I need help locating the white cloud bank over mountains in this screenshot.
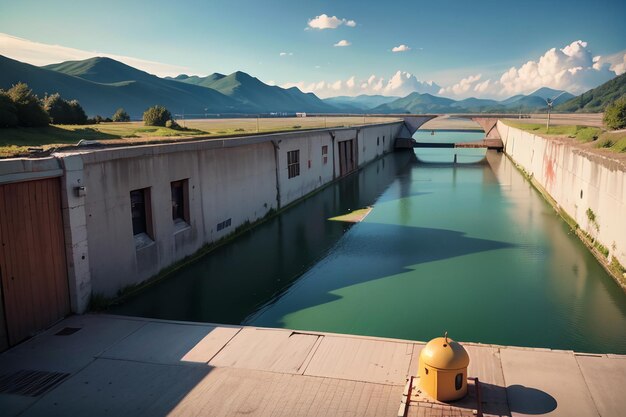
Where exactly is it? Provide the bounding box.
[283,71,441,98]
[1,33,624,100]
[286,40,626,99]
[440,40,624,99]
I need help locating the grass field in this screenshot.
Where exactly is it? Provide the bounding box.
[0,116,399,158]
[503,121,626,153]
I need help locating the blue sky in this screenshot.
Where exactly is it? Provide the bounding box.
[1,0,625,98]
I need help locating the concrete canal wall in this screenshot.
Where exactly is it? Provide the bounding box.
[0,122,403,323]
[498,121,626,275]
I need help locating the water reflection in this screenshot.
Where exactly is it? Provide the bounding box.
[111,151,416,325]
[111,134,626,354]
[413,130,487,163]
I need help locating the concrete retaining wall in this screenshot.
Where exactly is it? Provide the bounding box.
[54,122,402,305]
[498,121,626,268]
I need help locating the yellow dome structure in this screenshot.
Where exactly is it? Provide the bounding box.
[418,332,470,402]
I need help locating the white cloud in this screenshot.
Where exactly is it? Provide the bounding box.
[334,40,351,47]
[439,40,620,98]
[307,14,356,30]
[279,52,293,56]
[596,50,626,76]
[439,74,482,96]
[0,32,193,77]
[391,45,411,53]
[614,57,626,75]
[473,79,491,94]
[385,71,440,96]
[282,71,440,98]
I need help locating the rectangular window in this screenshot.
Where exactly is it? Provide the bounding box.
[287,150,300,179]
[130,188,153,238]
[322,145,328,165]
[377,137,380,146]
[171,179,189,224]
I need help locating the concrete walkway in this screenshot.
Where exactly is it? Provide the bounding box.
[0,315,624,417]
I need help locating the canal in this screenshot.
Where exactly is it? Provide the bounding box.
[111,130,626,354]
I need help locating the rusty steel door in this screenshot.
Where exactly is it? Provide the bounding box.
[0,178,70,347]
[338,139,356,177]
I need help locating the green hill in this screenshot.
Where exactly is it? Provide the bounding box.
[0,55,245,118]
[172,71,336,113]
[43,57,157,84]
[169,73,226,87]
[556,73,626,112]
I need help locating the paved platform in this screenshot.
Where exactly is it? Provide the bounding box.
[0,314,624,416]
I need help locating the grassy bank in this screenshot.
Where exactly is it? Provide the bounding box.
[0,123,206,157]
[0,116,398,158]
[503,121,626,152]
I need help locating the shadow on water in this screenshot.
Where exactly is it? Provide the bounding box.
[245,221,515,326]
[110,151,418,323]
[111,144,626,354]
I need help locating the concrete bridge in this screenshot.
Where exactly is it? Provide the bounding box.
[393,114,504,150]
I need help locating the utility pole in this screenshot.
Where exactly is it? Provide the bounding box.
[545,91,565,133]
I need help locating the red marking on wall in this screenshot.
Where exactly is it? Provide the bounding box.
[544,146,557,191]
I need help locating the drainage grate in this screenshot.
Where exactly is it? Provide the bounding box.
[0,369,70,396]
[55,327,82,336]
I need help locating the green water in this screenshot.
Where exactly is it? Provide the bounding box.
[111,131,626,354]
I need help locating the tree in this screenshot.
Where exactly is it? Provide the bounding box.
[112,107,130,122]
[42,93,87,124]
[603,95,626,130]
[0,91,18,128]
[6,82,49,127]
[68,100,88,124]
[143,105,171,126]
[42,93,72,124]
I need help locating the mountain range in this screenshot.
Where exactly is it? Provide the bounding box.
[1,54,609,118]
[167,72,332,113]
[371,87,575,114]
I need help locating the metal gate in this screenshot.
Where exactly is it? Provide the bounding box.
[338,139,356,177]
[0,177,70,348]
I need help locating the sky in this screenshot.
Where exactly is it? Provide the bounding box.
[1,0,625,99]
